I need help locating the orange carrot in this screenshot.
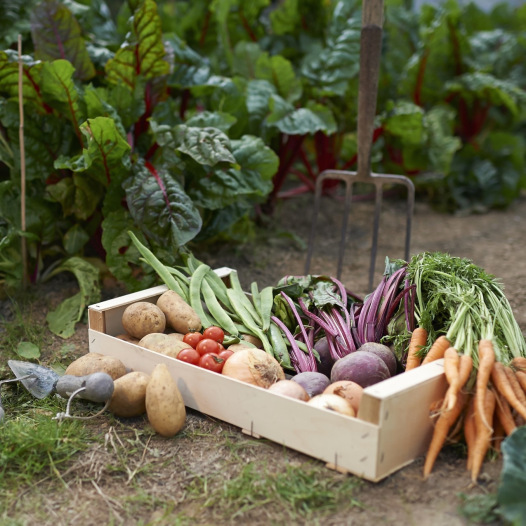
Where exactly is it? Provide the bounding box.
[423,390,467,479]
[492,414,505,453]
[421,335,451,365]
[494,390,516,437]
[406,327,427,371]
[503,366,526,408]
[444,351,473,411]
[491,362,526,421]
[511,356,526,372]
[464,396,476,471]
[476,339,496,431]
[471,387,496,482]
[515,370,526,394]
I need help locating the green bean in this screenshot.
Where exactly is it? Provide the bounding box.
[189,263,214,328]
[229,271,263,325]
[250,282,261,314]
[128,231,187,299]
[201,279,239,337]
[204,271,233,310]
[269,322,292,370]
[226,289,273,354]
[258,286,274,332]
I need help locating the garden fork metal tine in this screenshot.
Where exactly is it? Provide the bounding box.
[305,0,415,290]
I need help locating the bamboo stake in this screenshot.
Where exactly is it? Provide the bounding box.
[18,34,28,288]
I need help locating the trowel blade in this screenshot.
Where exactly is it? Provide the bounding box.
[7,360,60,399]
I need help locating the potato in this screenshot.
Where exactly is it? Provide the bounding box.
[122,301,166,340]
[145,363,186,437]
[65,353,127,380]
[138,333,192,358]
[227,343,256,352]
[166,332,185,341]
[241,334,263,348]
[156,290,201,334]
[108,371,150,418]
[115,333,140,344]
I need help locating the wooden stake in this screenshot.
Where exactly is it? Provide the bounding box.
[18,34,28,287]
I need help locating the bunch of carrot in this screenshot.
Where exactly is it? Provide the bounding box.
[406,330,526,481]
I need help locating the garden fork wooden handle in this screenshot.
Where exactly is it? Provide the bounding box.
[357,0,384,180]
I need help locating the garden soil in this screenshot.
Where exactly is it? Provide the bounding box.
[2,189,526,525]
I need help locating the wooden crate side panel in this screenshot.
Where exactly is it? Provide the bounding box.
[373,361,448,478]
[90,330,381,481]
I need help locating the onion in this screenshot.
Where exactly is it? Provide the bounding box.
[307,393,355,417]
[222,348,285,388]
[267,380,310,401]
[323,381,363,414]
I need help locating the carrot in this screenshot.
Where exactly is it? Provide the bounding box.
[471,387,496,482]
[490,362,526,421]
[494,390,516,437]
[503,366,526,408]
[515,370,526,394]
[476,339,496,431]
[492,414,505,453]
[423,390,467,479]
[443,351,473,411]
[464,396,476,471]
[421,335,451,365]
[511,356,526,372]
[406,327,427,371]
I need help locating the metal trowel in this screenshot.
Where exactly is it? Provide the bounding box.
[7,360,60,399]
[1,360,114,422]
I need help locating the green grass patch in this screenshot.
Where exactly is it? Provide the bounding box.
[198,461,362,522]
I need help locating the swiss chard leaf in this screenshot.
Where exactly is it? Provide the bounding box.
[45,256,100,339]
[124,160,202,247]
[174,125,237,166]
[30,0,96,81]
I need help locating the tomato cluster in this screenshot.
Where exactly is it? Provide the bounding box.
[178,326,234,373]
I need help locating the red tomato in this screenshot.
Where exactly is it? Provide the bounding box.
[199,352,225,373]
[183,332,203,349]
[202,326,225,344]
[176,348,200,365]
[195,338,220,356]
[218,349,234,362]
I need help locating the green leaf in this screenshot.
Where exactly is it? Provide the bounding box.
[30,0,95,81]
[63,224,90,255]
[231,135,279,180]
[185,111,237,133]
[384,101,425,145]
[497,427,526,525]
[233,41,262,79]
[45,257,100,339]
[105,0,169,90]
[255,52,302,103]
[267,95,337,136]
[174,125,236,166]
[0,0,39,48]
[124,160,202,247]
[165,33,211,88]
[16,341,41,360]
[40,60,85,135]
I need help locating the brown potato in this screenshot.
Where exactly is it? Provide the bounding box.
[145,363,186,437]
[227,343,256,352]
[65,353,127,380]
[156,290,201,334]
[108,371,150,418]
[115,333,140,344]
[122,301,166,340]
[138,333,192,358]
[240,334,263,348]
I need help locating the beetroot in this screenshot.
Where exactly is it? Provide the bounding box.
[291,371,331,397]
[358,342,397,377]
[330,351,391,388]
[313,336,335,377]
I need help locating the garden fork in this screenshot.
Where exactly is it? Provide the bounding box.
[305,0,415,290]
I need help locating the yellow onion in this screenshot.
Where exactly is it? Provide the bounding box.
[222,348,285,388]
[322,380,363,414]
[307,393,355,417]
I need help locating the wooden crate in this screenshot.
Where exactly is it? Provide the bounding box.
[88,275,447,482]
